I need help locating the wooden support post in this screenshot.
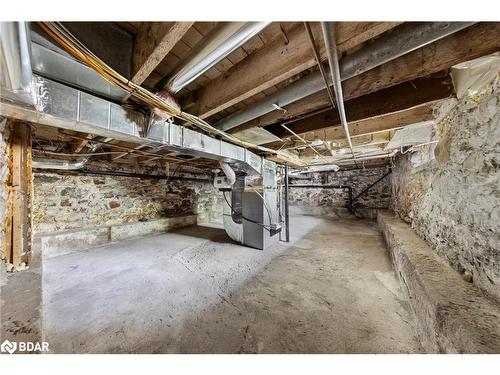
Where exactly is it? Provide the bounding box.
[9,121,32,267]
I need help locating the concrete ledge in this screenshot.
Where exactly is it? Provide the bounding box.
[377,210,500,353]
[290,205,379,220]
[36,215,198,259]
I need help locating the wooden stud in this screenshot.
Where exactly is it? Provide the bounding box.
[9,121,32,266]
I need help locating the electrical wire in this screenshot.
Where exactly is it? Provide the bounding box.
[222,191,272,232]
[247,185,273,225]
[303,22,336,110]
[37,22,304,167]
[33,150,128,157]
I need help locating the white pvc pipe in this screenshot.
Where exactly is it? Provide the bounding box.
[219,161,236,186]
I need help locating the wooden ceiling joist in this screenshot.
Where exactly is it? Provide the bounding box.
[266,102,437,150]
[264,73,455,138]
[184,22,401,119]
[132,22,195,85]
[232,23,499,134]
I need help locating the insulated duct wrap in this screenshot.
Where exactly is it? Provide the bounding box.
[0,22,35,105]
[0,75,263,176]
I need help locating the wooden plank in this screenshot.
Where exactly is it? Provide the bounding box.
[265,103,437,149]
[342,23,499,110]
[132,22,194,85]
[226,22,500,134]
[111,144,147,161]
[263,72,455,137]
[184,22,401,119]
[308,104,436,142]
[73,134,94,153]
[9,122,32,266]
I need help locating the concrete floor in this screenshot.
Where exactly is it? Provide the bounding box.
[42,214,422,353]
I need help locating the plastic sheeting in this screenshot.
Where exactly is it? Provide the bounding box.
[451,52,500,99]
[384,120,435,150]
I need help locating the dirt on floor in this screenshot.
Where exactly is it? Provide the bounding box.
[42,214,422,353]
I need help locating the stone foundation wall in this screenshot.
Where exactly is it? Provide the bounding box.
[32,164,223,237]
[391,75,500,302]
[289,166,392,210]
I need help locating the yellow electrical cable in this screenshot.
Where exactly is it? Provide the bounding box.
[38,22,305,167]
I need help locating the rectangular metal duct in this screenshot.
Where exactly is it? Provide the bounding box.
[0,75,263,175]
[31,41,128,102]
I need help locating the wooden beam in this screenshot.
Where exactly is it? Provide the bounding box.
[231,22,499,133]
[265,103,437,150]
[132,22,194,85]
[73,134,94,153]
[111,144,147,161]
[9,122,32,266]
[184,22,401,119]
[264,72,455,138]
[341,23,499,110]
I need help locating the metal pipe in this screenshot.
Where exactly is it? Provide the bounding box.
[215,22,475,132]
[32,143,100,170]
[33,168,210,182]
[219,161,236,186]
[304,22,336,110]
[351,168,392,204]
[334,150,399,164]
[0,22,35,105]
[284,165,290,242]
[289,184,353,211]
[321,22,357,165]
[32,159,89,170]
[158,22,270,93]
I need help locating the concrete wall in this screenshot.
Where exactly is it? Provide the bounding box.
[289,166,392,212]
[391,75,499,302]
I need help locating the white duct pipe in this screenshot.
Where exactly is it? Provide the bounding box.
[321,22,357,164]
[159,22,270,93]
[219,161,236,186]
[219,161,243,243]
[32,159,87,170]
[32,143,100,170]
[0,22,35,105]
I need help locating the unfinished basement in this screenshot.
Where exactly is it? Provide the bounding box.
[0,20,499,355]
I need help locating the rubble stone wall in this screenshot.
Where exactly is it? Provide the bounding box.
[32,163,223,236]
[289,166,392,210]
[391,75,500,301]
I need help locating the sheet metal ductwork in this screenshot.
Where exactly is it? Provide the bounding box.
[215,22,475,131]
[0,22,36,105]
[158,22,270,93]
[0,21,282,250]
[219,160,281,250]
